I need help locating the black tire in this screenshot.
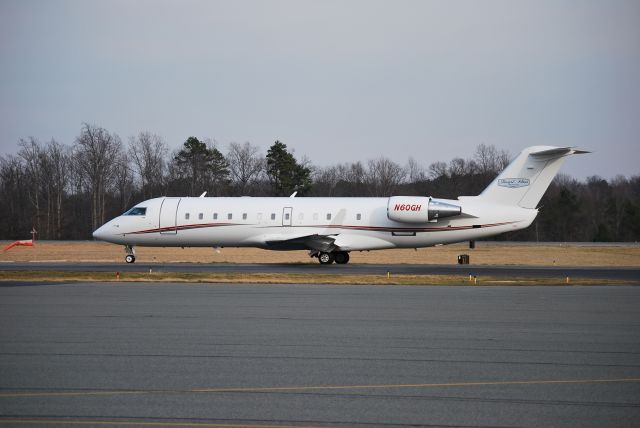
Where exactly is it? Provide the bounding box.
[334,252,350,264]
[318,252,334,264]
[125,255,135,264]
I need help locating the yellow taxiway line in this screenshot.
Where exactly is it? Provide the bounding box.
[2,378,639,426]
[1,377,639,399]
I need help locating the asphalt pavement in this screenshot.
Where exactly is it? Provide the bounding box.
[1,282,640,427]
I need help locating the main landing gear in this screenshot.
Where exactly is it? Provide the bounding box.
[124,245,136,263]
[312,251,350,265]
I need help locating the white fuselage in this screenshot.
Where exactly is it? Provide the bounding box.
[93,145,585,263]
[92,196,537,251]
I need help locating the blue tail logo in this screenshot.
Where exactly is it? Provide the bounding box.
[498,178,530,188]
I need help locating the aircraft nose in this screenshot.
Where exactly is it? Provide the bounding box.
[93,225,107,241]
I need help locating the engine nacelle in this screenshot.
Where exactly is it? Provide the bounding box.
[387,196,461,223]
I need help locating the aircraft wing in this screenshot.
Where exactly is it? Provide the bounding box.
[263,233,337,252]
[261,232,396,252]
[257,206,397,252]
[261,208,349,252]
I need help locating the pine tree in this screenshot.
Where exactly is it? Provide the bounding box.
[266,141,311,196]
[173,137,229,196]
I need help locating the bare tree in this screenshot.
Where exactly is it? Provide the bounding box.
[447,157,478,196]
[496,149,511,172]
[112,152,134,212]
[339,161,367,196]
[335,162,365,184]
[428,161,448,180]
[226,142,263,195]
[312,162,368,196]
[17,137,44,236]
[45,139,70,239]
[448,158,468,178]
[407,157,426,183]
[74,123,123,231]
[0,154,32,237]
[474,143,511,175]
[365,157,406,196]
[128,132,167,198]
[610,175,630,240]
[311,165,340,196]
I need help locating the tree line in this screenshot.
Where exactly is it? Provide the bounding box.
[1,123,638,242]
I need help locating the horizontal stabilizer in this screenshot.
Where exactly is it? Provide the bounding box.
[530,147,591,157]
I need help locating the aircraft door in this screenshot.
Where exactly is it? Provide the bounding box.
[159,198,181,234]
[282,207,293,227]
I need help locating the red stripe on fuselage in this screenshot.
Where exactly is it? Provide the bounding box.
[128,222,241,235]
[126,221,516,235]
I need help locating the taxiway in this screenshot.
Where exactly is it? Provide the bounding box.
[1,282,639,427]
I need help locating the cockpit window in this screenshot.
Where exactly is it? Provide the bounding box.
[124,207,147,216]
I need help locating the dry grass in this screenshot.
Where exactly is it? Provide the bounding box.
[1,240,639,267]
[0,270,634,286]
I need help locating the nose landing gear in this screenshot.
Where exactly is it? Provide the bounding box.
[124,245,136,263]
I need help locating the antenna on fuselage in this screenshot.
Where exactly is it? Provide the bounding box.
[289,191,297,198]
[199,191,207,198]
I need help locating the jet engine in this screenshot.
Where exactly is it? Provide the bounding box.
[387,196,461,223]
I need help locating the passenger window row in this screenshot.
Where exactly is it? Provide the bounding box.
[181,212,363,222]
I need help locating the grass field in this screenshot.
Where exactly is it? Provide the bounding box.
[1,240,639,267]
[0,270,634,286]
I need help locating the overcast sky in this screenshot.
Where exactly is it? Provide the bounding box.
[1,0,639,180]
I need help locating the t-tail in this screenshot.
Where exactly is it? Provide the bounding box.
[478,146,589,209]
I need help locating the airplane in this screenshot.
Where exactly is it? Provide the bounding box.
[93,146,588,264]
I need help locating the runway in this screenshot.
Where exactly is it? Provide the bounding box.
[2,261,640,281]
[1,282,639,427]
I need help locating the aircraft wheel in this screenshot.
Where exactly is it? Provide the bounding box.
[125,255,136,264]
[334,252,350,264]
[318,252,334,265]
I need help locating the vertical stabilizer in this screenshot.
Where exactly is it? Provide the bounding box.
[479,146,588,209]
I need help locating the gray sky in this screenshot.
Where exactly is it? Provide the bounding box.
[1,0,639,180]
